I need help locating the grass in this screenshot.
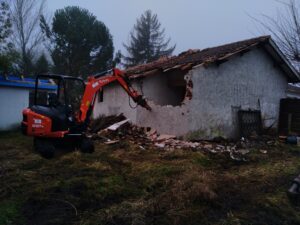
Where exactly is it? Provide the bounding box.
[0,200,23,225]
[1,132,300,224]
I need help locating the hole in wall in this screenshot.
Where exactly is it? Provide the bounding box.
[143,70,192,106]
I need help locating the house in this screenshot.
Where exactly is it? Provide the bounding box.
[286,84,300,99]
[93,36,300,139]
[0,75,56,130]
[278,84,300,136]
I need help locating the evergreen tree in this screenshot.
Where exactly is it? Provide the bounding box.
[34,53,49,74]
[113,50,122,67]
[41,6,114,78]
[123,10,175,67]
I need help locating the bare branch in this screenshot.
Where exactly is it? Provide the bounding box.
[251,0,300,70]
[9,0,46,74]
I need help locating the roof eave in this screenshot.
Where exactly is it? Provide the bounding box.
[265,39,300,83]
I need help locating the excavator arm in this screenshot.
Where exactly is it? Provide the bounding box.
[77,68,151,123]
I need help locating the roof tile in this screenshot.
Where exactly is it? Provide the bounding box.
[125,36,270,77]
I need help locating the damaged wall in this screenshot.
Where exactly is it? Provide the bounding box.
[93,47,288,140]
[134,70,192,136]
[92,71,185,123]
[137,70,187,106]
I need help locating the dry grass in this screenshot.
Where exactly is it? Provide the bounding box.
[1,132,300,225]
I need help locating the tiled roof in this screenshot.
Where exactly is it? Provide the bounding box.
[125,36,272,78]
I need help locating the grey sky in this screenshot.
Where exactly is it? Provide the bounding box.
[47,0,288,55]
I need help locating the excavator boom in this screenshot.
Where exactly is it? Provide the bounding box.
[78,68,151,123]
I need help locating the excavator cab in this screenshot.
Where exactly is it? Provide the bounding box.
[22,75,90,158]
[29,75,85,133]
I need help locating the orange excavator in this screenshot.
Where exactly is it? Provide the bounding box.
[21,68,151,158]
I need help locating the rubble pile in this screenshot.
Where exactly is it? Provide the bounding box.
[90,119,153,148]
[89,114,126,133]
[89,115,278,161]
[197,135,277,161]
[89,116,202,150]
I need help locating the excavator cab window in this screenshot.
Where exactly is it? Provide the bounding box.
[34,76,59,106]
[48,92,59,106]
[64,78,85,114]
[34,75,85,115]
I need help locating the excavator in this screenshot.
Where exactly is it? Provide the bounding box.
[21,68,151,158]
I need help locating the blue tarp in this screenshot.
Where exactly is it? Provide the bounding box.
[0,75,57,90]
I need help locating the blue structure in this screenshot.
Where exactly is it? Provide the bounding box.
[0,75,57,90]
[0,75,56,130]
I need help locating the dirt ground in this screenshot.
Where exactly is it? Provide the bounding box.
[1,131,300,225]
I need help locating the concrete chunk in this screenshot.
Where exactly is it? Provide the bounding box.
[156,134,176,142]
[107,119,130,131]
[155,143,166,148]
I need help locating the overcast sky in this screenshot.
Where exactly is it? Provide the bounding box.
[47,0,288,55]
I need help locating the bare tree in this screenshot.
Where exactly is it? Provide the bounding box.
[9,0,46,74]
[253,0,300,70]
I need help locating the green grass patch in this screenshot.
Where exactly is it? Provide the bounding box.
[0,200,24,225]
[97,174,144,202]
[193,153,213,167]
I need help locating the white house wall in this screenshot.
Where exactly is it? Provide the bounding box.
[93,83,138,123]
[0,87,29,130]
[187,48,288,139]
[93,47,288,139]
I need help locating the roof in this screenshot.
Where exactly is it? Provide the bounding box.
[0,75,57,90]
[38,74,84,81]
[126,36,300,82]
[288,83,300,93]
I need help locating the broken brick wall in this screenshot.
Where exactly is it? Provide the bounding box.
[92,70,192,137]
[136,71,187,106]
